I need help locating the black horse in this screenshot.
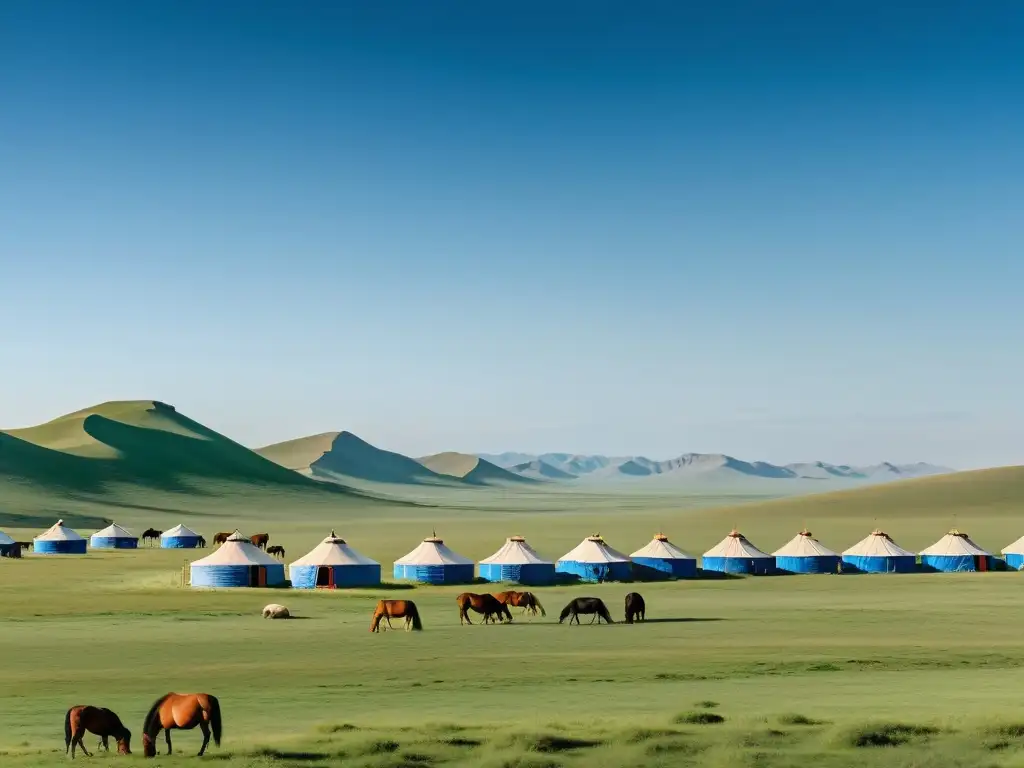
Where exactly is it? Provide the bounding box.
[140,529,162,547]
[559,597,614,625]
[624,592,646,623]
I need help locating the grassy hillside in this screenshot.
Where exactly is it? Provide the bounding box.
[417,451,533,485]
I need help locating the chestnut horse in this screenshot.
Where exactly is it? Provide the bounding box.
[250,533,270,550]
[493,590,546,617]
[65,705,131,758]
[140,529,162,547]
[212,532,233,546]
[142,693,222,757]
[370,600,423,632]
[457,592,512,625]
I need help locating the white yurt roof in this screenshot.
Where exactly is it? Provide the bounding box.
[702,530,772,559]
[630,533,694,560]
[842,529,915,558]
[559,535,630,564]
[35,519,85,542]
[192,531,280,567]
[920,529,991,557]
[772,530,839,558]
[92,523,136,539]
[394,536,473,566]
[480,536,552,565]
[291,532,379,567]
[162,524,201,538]
[1001,535,1024,555]
[0,530,15,546]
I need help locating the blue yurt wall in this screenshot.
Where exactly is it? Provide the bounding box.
[771,530,841,574]
[630,533,697,579]
[841,530,916,573]
[479,536,556,585]
[161,524,203,549]
[556,535,632,583]
[702,530,774,574]
[290,532,381,588]
[90,523,139,550]
[190,532,285,588]
[33,520,87,555]
[920,529,994,572]
[393,536,475,584]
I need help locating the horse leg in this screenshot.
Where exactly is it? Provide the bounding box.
[100,734,110,751]
[73,732,90,758]
[197,720,211,756]
[166,728,173,755]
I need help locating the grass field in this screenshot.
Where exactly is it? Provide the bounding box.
[3,466,1024,767]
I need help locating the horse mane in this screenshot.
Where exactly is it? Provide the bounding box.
[142,693,173,737]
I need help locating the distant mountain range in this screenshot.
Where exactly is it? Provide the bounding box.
[477,452,954,485]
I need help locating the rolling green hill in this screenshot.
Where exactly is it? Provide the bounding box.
[416,451,534,485]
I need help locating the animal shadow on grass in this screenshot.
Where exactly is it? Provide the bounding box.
[373,583,417,592]
[641,618,725,624]
[694,570,745,581]
[253,748,329,761]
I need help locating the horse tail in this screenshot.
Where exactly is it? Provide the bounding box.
[142,693,172,739]
[208,695,222,746]
[64,707,73,751]
[409,602,423,630]
[533,595,546,617]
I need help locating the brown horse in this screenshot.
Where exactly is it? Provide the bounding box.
[250,533,270,550]
[493,590,546,617]
[140,528,162,546]
[266,545,285,559]
[212,532,233,546]
[142,693,221,757]
[456,593,513,625]
[65,705,131,757]
[370,600,423,632]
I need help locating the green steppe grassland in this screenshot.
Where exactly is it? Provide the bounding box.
[2,401,1024,768]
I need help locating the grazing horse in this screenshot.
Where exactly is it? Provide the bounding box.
[196,536,207,548]
[3,543,22,558]
[212,532,233,546]
[65,705,131,757]
[266,545,285,559]
[456,593,513,625]
[140,529,162,547]
[142,693,222,757]
[624,592,646,624]
[370,600,423,632]
[493,590,546,617]
[250,533,270,550]
[16,540,33,552]
[559,597,614,625]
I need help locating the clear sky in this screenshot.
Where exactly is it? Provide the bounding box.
[2,2,1022,469]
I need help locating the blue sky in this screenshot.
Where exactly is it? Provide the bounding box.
[1,2,1022,469]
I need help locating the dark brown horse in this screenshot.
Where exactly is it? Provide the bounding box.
[197,536,207,548]
[3,543,22,558]
[250,533,270,550]
[212,532,233,546]
[140,529,162,546]
[624,592,646,623]
[493,590,546,617]
[65,705,131,757]
[266,545,285,559]
[456,593,512,625]
[370,599,423,632]
[142,693,222,757]
[559,597,614,625]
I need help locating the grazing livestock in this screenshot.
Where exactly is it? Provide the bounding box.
[456,592,513,625]
[493,590,546,617]
[266,545,285,559]
[15,541,33,552]
[65,705,132,758]
[197,536,206,548]
[262,604,290,619]
[142,693,222,757]
[212,531,234,546]
[370,599,422,632]
[141,529,162,547]
[624,592,646,623]
[558,597,614,625]
[250,533,270,550]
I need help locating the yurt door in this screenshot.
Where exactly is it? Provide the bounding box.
[316,566,334,588]
[248,565,266,587]
[976,556,988,572]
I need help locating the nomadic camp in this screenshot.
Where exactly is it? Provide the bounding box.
[190,531,286,588]
[393,535,475,584]
[630,533,697,579]
[556,534,632,582]
[1002,536,1024,570]
[772,529,841,574]
[33,520,87,555]
[0,530,17,557]
[702,530,774,574]
[90,523,139,549]
[841,529,916,573]
[479,535,556,585]
[920,529,995,572]
[289,531,381,588]
[160,524,203,549]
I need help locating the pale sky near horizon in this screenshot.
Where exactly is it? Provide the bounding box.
[2,2,1022,470]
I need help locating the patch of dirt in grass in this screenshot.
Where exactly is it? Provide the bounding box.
[842,723,939,748]
[674,711,726,725]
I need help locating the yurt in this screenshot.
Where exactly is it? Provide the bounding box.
[289,531,381,588]
[190,531,285,588]
[841,529,916,573]
[772,529,841,574]
[479,536,556,585]
[160,524,203,549]
[33,519,87,554]
[556,534,632,582]
[0,530,17,557]
[701,530,774,574]
[920,529,995,572]
[393,535,475,584]
[90,523,139,549]
[1002,536,1024,570]
[630,533,697,579]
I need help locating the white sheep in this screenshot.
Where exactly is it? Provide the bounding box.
[262,603,290,619]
